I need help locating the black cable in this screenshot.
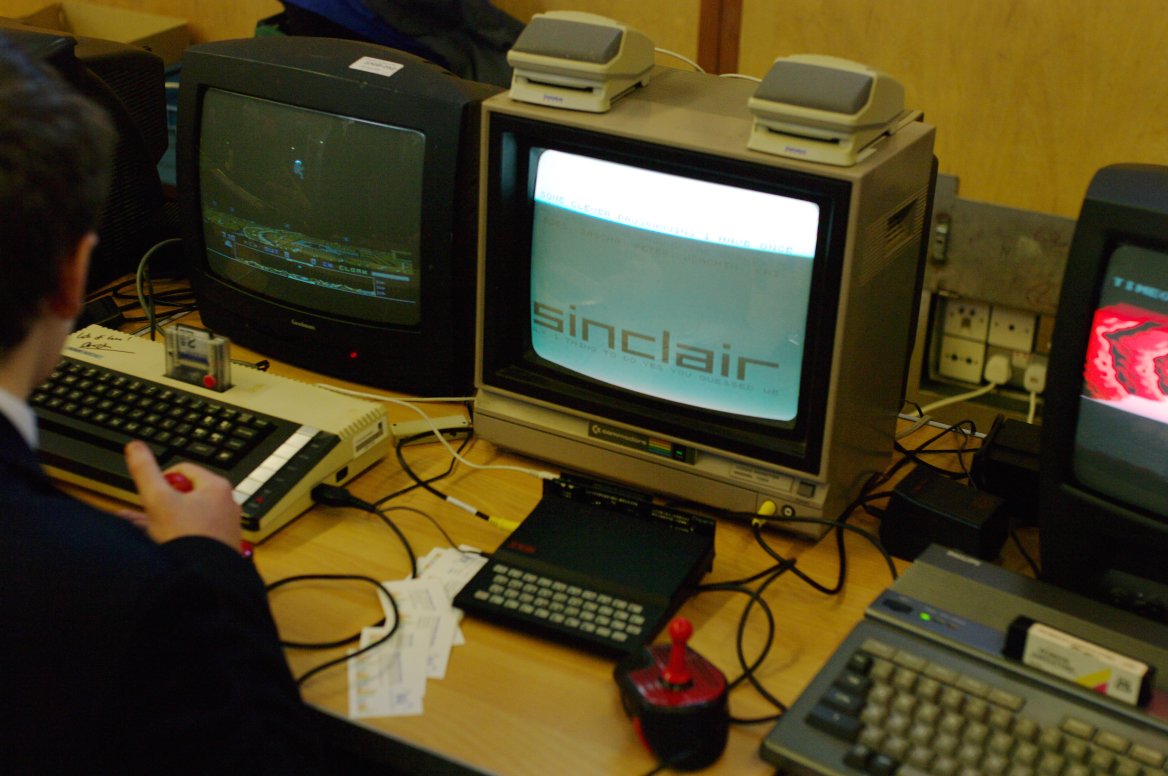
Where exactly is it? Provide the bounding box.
[697,573,787,720]
[383,503,482,556]
[392,427,519,532]
[691,509,895,728]
[263,573,399,686]
[312,483,418,579]
[795,420,970,591]
[1010,523,1041,576]
[894,419,979,482]
[748,522,840,595]
[374,427,473,508]
[393,431,469,508]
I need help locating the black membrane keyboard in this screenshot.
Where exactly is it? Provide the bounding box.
[32,356,339,533]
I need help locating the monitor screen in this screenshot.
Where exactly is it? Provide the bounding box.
[178,37,499,396]
[475,70,936,533]
[1074,244,1168,516]
[528,149,819,423]
[198,88,423,327]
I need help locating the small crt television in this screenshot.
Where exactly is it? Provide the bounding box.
[1041,164,1168,624]
[474,68,936,536]
[177,37,499,396]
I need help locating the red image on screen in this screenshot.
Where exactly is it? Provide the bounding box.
[1083,303,1168,406]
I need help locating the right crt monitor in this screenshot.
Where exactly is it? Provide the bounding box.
[474,68,935,536]
[1041,164,1168,623]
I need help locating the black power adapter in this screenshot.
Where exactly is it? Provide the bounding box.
[880,465,1008,561]
[971,414,1043,526]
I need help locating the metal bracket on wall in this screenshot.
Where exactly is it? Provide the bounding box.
[925,174,1075,315]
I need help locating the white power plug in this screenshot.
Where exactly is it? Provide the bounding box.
[1023,362,1048,394]
[983,353,1012,385]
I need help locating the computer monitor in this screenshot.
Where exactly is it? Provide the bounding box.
[1040,164,1168,623]
[1,18,172,290]
[177,37,499,396]
[473,69,936,536]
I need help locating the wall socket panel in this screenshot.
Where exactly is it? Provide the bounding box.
[938,335,987,383]
[943,300,991,341]
[988,305,1037,351]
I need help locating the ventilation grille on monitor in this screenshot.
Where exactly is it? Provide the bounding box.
[859,185,928,287]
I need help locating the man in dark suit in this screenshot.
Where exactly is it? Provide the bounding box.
[0,35,324,773]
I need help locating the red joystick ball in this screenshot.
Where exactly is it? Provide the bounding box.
[614,616,730,770]
[164,471,193,492]
[162,470,254,560]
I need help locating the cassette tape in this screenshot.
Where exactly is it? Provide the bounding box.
[165,324,232,391]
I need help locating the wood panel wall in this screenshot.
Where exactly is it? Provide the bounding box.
[736,0,1168,218]
[0,0,699,71]
[0,0,282,42]
[493,0,701,66]
[6,0,1160,219]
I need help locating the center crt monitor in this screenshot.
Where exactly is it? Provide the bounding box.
[474,69,936,536]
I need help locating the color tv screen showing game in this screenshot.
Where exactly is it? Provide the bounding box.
[179,37,498,395]
[198,87,424,326]
[1074,244,1168,516]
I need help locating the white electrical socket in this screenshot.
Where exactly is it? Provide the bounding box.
[988,305,1037,351]
[943,299,991,341]
[937,335,987,384]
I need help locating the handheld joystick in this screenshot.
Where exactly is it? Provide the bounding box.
[163,470,254,559]
[164,471,193,492]
[614,617,730,770]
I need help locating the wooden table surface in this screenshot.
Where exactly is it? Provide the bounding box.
[63,322,1032,775]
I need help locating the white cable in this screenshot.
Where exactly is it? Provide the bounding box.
[1023,362,1046,424]
[654,47,703,72]
[895,413,933,440]
[316,384,559,481]
[718,72,762,83]
[919,381,1000,415]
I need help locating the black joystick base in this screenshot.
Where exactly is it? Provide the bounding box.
[614,617,730,770]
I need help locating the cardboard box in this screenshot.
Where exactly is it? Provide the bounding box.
[19,2,188,65]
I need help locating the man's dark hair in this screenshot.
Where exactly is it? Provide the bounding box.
[0,34,116,353]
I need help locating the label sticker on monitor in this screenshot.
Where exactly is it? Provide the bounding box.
[349,56,405,78]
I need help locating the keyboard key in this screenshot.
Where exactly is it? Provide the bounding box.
[806,703,863,742]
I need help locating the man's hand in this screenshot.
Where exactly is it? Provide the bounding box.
[123,440,242,549]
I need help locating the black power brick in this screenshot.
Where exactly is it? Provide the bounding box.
[881,465,1007,562]
[971,414,1043,527]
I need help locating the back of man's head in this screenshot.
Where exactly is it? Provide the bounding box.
[0,34,115,353]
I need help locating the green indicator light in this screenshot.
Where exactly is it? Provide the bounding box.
[920,613,933,622]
